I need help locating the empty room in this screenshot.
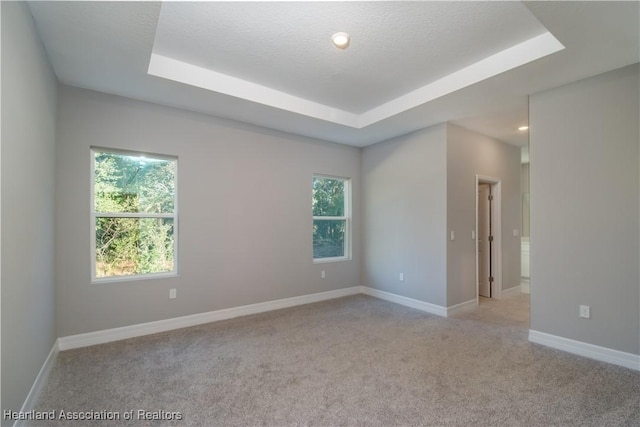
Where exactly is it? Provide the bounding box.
[2,1,639,426]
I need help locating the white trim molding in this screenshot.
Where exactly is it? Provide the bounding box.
[149,32,563,128]
[475,175,503,301]
[14,341,60,427]
[529,330,640,371]
[361,287,447,317]
[446,298,478,316]
[59,287,361,350]
[60,286,451,351]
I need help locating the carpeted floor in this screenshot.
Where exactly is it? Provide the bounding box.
[32,292,639,426]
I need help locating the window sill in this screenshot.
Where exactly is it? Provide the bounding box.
[92,272,179,284]
[313,257,351,264]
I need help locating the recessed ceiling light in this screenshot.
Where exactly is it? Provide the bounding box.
[518,126,529,131]
[331,32,350,49]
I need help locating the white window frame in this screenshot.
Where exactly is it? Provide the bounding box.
[312,174,351,263]
[90,147,179,283]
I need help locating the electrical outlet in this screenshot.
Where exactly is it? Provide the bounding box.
[169,288,176,299]
[321,270,326,279]
[579,305,590,319]
[471,230,476,240]
[450,231,455,241]
[399,273,404,282]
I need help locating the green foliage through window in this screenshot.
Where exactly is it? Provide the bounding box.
[313,176,349,259]
[93,150,177,279]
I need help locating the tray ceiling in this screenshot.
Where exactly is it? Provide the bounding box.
[27,1,640,147]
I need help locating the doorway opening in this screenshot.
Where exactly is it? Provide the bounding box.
[475,175,502,301]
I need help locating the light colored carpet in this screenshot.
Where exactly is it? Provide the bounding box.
[32,292,639,426]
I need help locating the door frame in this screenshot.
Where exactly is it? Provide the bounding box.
[475,175,503,301]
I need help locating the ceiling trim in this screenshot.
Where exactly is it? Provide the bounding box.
[148,32,564,129]
[148,53,360,127]
[359,32,564,127]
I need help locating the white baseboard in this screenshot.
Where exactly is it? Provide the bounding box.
[361,287,447,317]
[446,298,478,316]
[520,281,530,294]
[501,285,522,296]
[529,330,639,371]
[15,340,59,427]
[58,286,362,350]
[20,290,639,427]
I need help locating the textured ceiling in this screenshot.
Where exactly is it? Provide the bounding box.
[153,1,547,113]
[27,1,640,148]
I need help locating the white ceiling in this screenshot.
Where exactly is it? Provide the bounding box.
[27,1,639,148]
[153,1,549,113]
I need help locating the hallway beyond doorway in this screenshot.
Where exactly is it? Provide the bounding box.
[450,291,529,330]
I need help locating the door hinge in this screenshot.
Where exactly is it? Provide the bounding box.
[489,276,494,283]
[488,195,494,201]
[488,235,494,242]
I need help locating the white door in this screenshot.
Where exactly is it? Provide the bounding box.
[478,184,491,298]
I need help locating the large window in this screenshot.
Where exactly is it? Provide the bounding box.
[312,175,350,261]
[91,148,177,281]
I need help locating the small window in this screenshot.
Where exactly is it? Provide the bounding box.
[91,148,177,281]
[312,175,351,262]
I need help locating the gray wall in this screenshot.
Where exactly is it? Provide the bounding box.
[362,125,448,307]
[446,124,521,306]
[1,2,58,421]
[56,86,361,337]
[530,64,639,354]
[521,162,530,239]
[361,123,520,309]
